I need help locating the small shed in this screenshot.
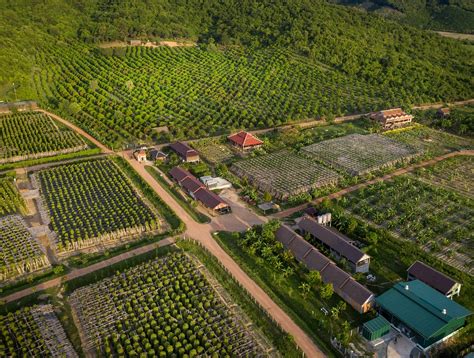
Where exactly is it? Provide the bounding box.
[437,107,450,117]
[362,316,391,341]
[134,149,147,162]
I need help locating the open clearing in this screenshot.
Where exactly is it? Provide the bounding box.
[69,252,268,356]
[0,111,87,163]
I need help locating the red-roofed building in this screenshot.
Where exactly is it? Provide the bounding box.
[228,131,263,151]
[134,149,147,162]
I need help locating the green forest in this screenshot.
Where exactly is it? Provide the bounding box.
[1,0,473,143]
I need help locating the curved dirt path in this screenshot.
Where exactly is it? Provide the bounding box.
[37,109,112,154]
[274,150,474,219]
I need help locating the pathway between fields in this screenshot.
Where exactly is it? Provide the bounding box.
[273,150,474,219]
[3,238,175,304]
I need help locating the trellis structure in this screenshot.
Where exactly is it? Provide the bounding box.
[231,150,341,199]
[0,215,50,281]
[69,252,267,357]
[0,305,77,357]
[302,133,419,176]
[0,111,87,163]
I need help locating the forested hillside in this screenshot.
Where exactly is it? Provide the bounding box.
[1,0,473,143]
[332,0,474,33]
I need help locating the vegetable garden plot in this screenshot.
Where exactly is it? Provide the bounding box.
[0,305,77,357]
[37,159,160,253]
[0,111,87,163]
[0,215,50,281]
[191,139,235,164]
[69,252,266,357]
[385,125,473,157]
[301,134,419,176]
[339,176,474,274]
[413,156,474,198]
[0,177,25,215]
[231,150,341,199]
[36,43,395,147]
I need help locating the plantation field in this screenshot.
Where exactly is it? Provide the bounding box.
[36,159,161,253]
[413,156,474,198]
[0,304,77,357]
[69,252,267,356]
[191,139,235,164]
[384,125,473,157]
[0,177,25,216]
[231,150,341,199]
[37,44,397,147]
[339,176,474,274]
[0,215,50,281]
[302,134,419,176]
[0,111,87,163]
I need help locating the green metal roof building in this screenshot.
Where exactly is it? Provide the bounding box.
[376,280,471,349]
[362,316,391,341]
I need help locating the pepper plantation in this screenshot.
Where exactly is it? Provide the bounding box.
[0,111,87,163]
[36,158,162,253]
[69,252,268,357]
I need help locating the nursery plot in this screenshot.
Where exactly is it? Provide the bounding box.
[191,140,235,164]
[0,177,25,215]
[413,156,474,198]
[69,252,267,356]
[0,215,50,281]
[385,125,473,157]
[36,159,160,253]
[0,111,87,163]
[231,150,341,199]
[37,44,394,147]
[302,133,419,176]
[0,304,77,357]
[340,176,474,274]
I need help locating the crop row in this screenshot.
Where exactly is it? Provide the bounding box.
[302,134,419,176]
[0,305,77,357]
[0,178,25,216]
[35,43,403,147]
[69,252,264,357]
[37,159,159,252]
[0,215,50,281]
[0,111,86,163]
[231,150,341,199]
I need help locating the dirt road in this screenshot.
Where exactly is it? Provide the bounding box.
[274,150,474,219]
[3,238,175,303]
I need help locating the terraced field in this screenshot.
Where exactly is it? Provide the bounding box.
[36,158,160,253]
[0,111,87,163]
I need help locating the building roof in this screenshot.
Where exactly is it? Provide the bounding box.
[228,131,263,147]
[149,149,167,160]
[275,225,299,249]
[135,149,146,157]
[288,235,313,261]
[408,261,459,295]
[363,316,391,335]
[298,216,369,263]
[302,249,331,272]
[321,264,350,288]
[374,108,408,119]
[340,278,374,306]
[376,280,471,340]
[169,167,191,183]
[181,176,205,193]
[169,142,199,158]
[438,107,450,114]
[194,189,228,209]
